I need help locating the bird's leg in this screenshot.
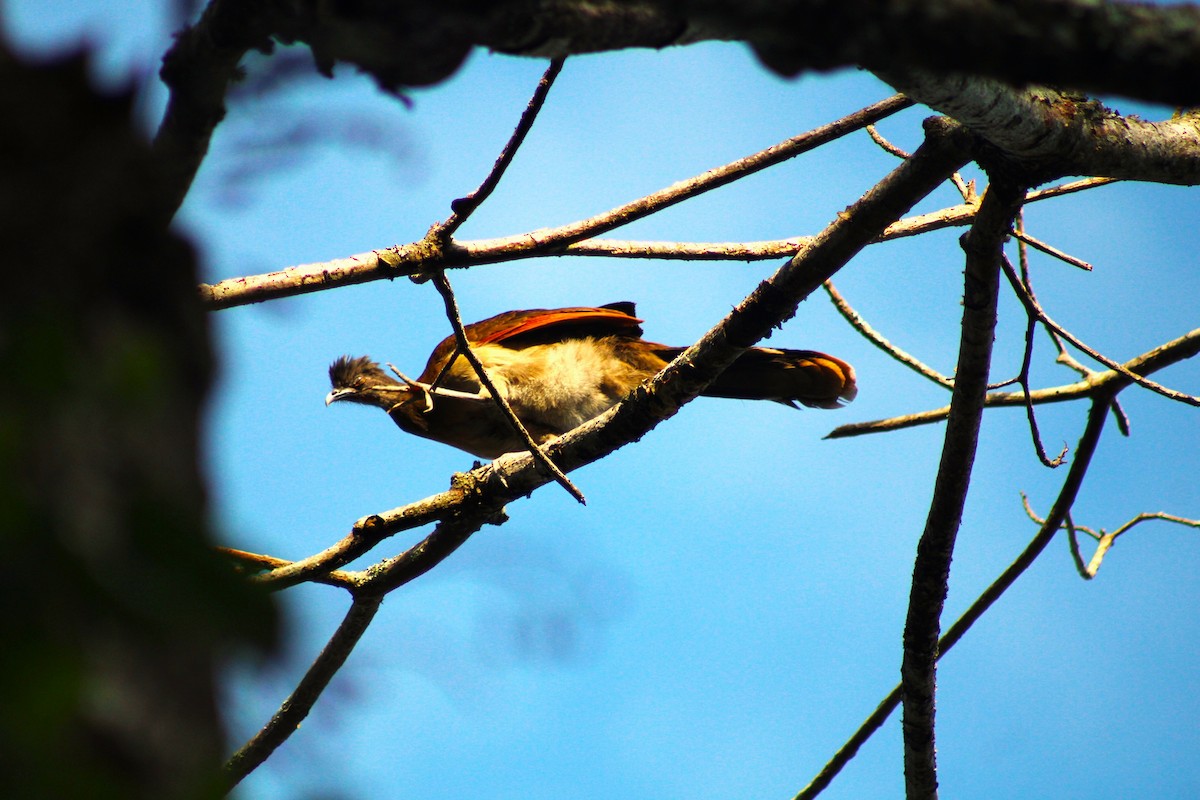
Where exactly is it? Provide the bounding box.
[386,364,434,413]
[386,363,497,411]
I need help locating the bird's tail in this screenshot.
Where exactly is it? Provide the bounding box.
[658,346,857,409]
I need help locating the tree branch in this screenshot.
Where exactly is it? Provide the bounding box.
[197,95,910,308]
[223,594,383,790]
[797,394,1113,800]
[155,0,277,220]
[428,58,565,242]
[881,74,1200,185]
[259,1,1200,108]
[901,177,1024,800]
[827,327,1200,439]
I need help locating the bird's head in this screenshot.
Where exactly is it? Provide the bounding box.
[326,356,407,409]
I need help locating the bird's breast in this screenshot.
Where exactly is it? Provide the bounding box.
[451,338,655,434]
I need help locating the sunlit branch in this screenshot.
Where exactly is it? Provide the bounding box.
[1021,495,1200,580]
[430,58,565,242]
[1000,256,1200,406]
[199,95,912,309]
[823,280,953,389]
[827,327,1200,439]
[199,173,1118,309]
[1013,221,1067,467]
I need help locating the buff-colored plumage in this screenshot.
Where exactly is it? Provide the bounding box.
[327,303,856,458]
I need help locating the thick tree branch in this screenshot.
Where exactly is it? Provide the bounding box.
[155,0,277,219]
[255,0,1200,108]
[684,0,1200,107]
[883,74,1200,185]
[900,177,1024,800]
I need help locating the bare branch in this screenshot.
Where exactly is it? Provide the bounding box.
[828,327,1200,439]
[198,171,1122,309]
[823,280,953,389]
[224,595,383,790]
[429,58,565,242]
[1013,223,1067,468]
[883,74,1200,184]
[1001,255,1200,406]
[1010,228,1093,271]
[198,95,911,308]
[1024,500,1199,580]
[218,547,358,589]
[901,176,1023,800]
[154,0,276,220]
[796,396,1113,800]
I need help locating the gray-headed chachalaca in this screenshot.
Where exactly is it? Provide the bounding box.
[326,302,856,458]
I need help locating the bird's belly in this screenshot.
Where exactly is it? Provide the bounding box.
[472,339,645,434]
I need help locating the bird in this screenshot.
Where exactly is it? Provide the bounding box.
[326,302,856,458]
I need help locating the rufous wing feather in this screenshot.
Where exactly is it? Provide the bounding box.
[656,346,857,409]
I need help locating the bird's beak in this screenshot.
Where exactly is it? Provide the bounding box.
[325,388,353,406]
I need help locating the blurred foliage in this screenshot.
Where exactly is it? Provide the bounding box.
[0,38,276,800]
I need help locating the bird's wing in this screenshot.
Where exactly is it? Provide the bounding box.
[420,304,644,380]
[472,304,642,346]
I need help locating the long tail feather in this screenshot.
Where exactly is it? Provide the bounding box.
[653,346,857,409]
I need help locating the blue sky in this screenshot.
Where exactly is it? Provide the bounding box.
[9,3,1200,798]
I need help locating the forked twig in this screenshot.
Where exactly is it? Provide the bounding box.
[1000,255,1200,406]
[1022,494,1200,579]
[865,123,974,200]
[201,95,913,309]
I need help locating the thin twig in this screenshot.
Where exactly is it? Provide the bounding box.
[828,325,1200,439]
[1023,498,1199,580]
[865,124,910,158]
[429,58,565,243]
[795,397,1113,800]
[1026,176,1119,201]
[823,280,954,388]
[430,272,586,504]
[1013,215,1068,467]
[218,546,358,589]
[223,594,383,790]
[865,123,973,200]
[1010,228,1093,271]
